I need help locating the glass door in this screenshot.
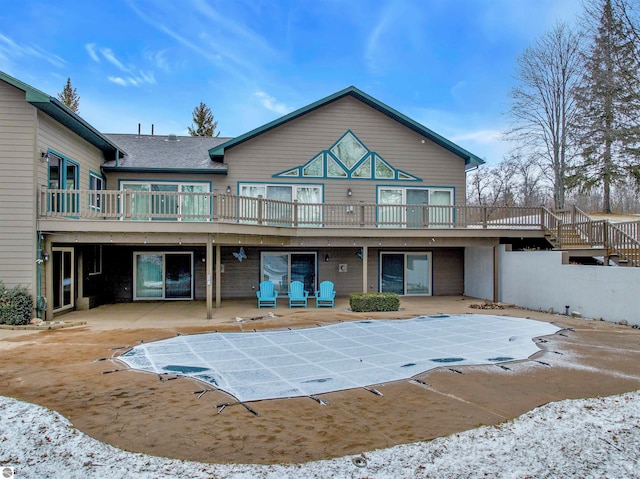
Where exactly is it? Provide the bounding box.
[380,252,432,296]
[406,189,430,228]
[165,254,192,299]
[52,247,74,312]
[261,252,317,295]
[134,252,193,300]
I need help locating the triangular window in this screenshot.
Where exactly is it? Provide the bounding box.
[327,155,348,177]
[302,154,323,177]
[375,156,394,179]
[352,157,372,178]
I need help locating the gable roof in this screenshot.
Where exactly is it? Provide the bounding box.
[0,71,124,161]
[103,134,230,173]
[209,86,485,169]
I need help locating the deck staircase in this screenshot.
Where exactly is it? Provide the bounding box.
[543,207,640,267]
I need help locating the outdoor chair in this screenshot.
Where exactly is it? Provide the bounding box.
[288,280,309,308]
[315,280,336,308]
[257,281,278,309]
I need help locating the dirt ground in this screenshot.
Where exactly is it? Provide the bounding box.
[1,299,639,465]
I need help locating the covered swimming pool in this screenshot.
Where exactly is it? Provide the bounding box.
[119,314,560,402]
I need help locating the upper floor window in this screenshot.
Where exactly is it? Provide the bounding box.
[239,183,323,226]
[120,181,210,221]
[378,186,454,228]
[48,151,79,213]
[89,172,104,211]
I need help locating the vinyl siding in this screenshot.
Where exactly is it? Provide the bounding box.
[223,96,467,204]
[0,80,37,291]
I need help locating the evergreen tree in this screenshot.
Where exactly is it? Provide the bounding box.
[570,0,640,213]
[188,102,220,137]
[57,77,80,113]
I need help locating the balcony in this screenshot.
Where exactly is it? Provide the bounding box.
[37,188,549,231]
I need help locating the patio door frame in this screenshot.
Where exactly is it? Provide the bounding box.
[52,246,75,312]
[133,251,194,301]
[379,251,433,296]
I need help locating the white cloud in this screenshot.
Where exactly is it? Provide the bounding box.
[100,48,130,72]
[85,43,100,63]
[0,34,65,68]
[254,91,291,115]
[107,71,156,88]
[108,76,128,86]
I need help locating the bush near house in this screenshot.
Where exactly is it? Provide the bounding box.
[0,281,34,325]
[349,292,400,312]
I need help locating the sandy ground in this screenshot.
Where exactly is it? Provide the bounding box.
[1,298,639,466]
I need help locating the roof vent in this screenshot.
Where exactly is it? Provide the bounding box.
[166,134,179,142]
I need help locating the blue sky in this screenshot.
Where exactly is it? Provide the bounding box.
[0,0,582,164]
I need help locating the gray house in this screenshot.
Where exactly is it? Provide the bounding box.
[1,70,577,320]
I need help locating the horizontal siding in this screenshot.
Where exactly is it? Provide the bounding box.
[0,80,36,291]
[37,113,106,190]
[224,96,467,205]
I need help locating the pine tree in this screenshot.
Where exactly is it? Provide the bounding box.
[188,102,220,137]
[570,0,640,213]
[57,77,80,113]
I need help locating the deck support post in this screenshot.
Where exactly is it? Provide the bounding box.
[215,243,221,309]
[362,245,368,293]
[206,235,213,319]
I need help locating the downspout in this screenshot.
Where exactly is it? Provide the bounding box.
[35,232,47,318]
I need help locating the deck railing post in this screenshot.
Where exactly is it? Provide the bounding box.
[124,191,132,220]
[211,193,219,221]
[482,206,488,229]
[359,202,365,227]
[257,195,263,225]
[293,199,299,227]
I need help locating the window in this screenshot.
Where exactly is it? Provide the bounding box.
[89,173,104,211]
[239,183,323,226]
[120,182,210,221]
[87,245,102,275]
[377,187,454,227]
[48,151,79,213]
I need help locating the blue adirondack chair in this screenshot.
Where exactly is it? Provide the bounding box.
[288,280,309,308]
[257,281,278,308]
[315,280,336,308]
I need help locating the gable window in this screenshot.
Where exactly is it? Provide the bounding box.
[239,183,323,226]
[48,151,79,213]
[378,187,454,228]
[89,172,104,211]
[120,182,210,221]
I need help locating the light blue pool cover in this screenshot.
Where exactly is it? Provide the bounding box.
[119,314,560,402]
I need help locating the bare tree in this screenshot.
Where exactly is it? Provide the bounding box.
[507,23,583,210]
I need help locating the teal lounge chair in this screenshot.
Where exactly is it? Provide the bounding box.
[257,281,278,308]
[315,281,336,308]
[288,280,309,308]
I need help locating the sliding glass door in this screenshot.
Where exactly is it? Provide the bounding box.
[380,252,432,296]
[261,252,316,295]
[134,252,193,300]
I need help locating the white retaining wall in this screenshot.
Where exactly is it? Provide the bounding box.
[464,246,494,301]
[497,245,640,325]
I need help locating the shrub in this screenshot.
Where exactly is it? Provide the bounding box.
[0,281,34,325]
[349,292,400,312]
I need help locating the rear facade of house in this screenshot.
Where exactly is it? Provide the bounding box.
[2,71,550,320]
